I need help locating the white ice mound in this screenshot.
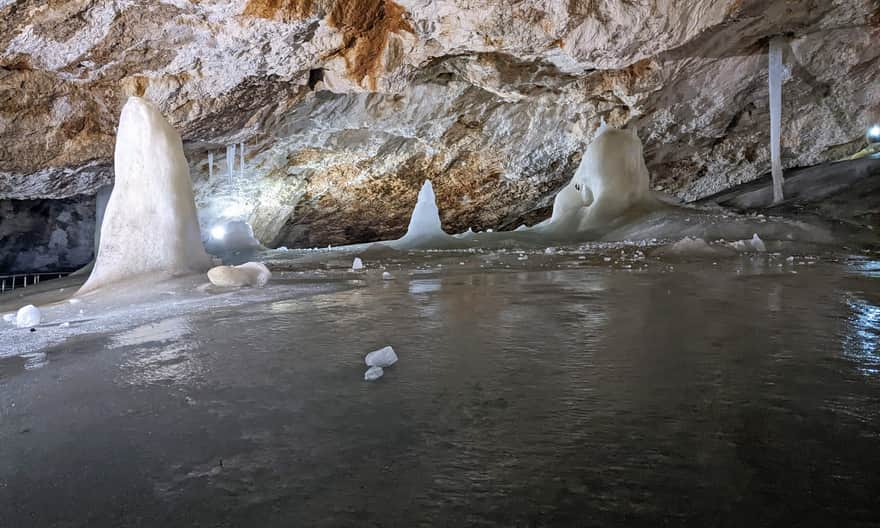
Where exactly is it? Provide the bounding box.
[352,257,364,270]
[669,237,716,255]
[540,125,653,234]
[16,305,41,328]
[207,262,271,287]
[365,345,398,368]
[404,180,444,239]
[751,233,767,252]
[382,271,394,280]
[364,366,384,381]
[79,97,211,294]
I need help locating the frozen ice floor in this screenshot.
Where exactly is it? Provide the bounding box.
[1,249,880,526]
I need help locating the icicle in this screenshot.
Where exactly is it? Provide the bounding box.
[226,144,236,187]
[769,37,785,203]
[207,151,214,181]
[239,142,245,179]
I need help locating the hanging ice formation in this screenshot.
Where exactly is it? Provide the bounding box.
[208,151,214,182]
[226,144,236,187]
[239,142,245,179]
[769,37,785,203]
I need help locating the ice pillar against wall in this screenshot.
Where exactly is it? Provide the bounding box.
[78,97,211,294]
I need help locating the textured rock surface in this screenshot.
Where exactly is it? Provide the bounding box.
[0,195,95,273]
[2,0,879,247]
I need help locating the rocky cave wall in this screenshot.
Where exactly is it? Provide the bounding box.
[1,0,879,251]
[0,194,95,273]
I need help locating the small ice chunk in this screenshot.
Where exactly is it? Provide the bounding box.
[364,366,384,381]
[69,298,81,304]
[3,313,15,323]
[382,271,394,280]
[352,257,364,271]
[544,247,557,255]
[207,262,271,287]
[751,234,767,252]
[16,305,41,328]
[365,345,398,367]
[59,322,70,328]
[669,237,715,255]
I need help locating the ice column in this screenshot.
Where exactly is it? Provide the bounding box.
[208,151,214,182]
[239,142,245,179]
[77,97,211,294]
[769,37,785,203]
[226,144,236,187]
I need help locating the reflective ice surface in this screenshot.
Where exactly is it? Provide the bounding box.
[1,249,879,526]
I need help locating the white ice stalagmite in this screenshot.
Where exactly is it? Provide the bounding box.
[78,97,212,294]
[769,37,785,203]
[404,180,444,239]
[390,180,461,249]
[538,123,653,236]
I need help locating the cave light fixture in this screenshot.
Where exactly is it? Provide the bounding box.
[210,225,226,240]
[868,124,880,144]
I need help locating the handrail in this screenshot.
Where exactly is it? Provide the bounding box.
[0,272,69,294]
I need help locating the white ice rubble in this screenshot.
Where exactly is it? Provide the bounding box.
[207,262,272,287]
[364,345,398,381]
[366,345,398,367]
[15,305,41,328]
[364,366,384,381]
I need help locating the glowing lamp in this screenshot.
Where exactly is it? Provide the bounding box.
[210,225,226,240]
[868,125,880,144]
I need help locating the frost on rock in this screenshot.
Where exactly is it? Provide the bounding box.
[15,304,41,328]
[78,97,211,295]
[207,262,271,287]
[352,257,364,270]
[364,366,384,381]
[365,345,398,368]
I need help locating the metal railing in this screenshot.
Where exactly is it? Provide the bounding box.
[0,272,69,294]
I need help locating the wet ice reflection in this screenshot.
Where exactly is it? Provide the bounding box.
[844,297,880,376]
[112,316,204,386]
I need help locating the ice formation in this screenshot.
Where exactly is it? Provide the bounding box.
[390,180,459,249]
[16,304,41,328]
[537,124,653,235]
[78,97,211,294]
[239,142,245,179]
[668,237,717,256]
[364,366,384,381]
[207,262,271,287]
[208,151,214,182]
[205,220,263,256]
[226,144,236,186]
[3,313,15,323]
[751,233,767,252]
[365,345,398,367]
[382,271,394,280]
[769,37,785,203]
[352,257,364,270]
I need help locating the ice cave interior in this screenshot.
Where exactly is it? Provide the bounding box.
[1,1,880,526]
